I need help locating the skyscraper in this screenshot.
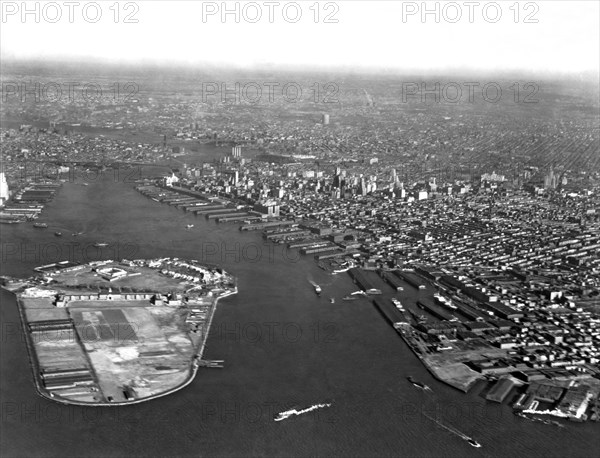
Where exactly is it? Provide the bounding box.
[544,165,558,190]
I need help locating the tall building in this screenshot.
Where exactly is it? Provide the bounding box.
[232,146,242,158]
[544,165,558,190]
[359,178,367,196]
[0,172,9,206]
[254,200,280,217]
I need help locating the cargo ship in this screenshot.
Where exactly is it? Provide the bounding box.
[434,293,457,310]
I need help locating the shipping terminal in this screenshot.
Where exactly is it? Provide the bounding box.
[0,258,237,406]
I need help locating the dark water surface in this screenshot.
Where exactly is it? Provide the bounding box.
[1,175,597,457]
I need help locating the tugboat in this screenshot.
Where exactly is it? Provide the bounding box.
[309,281,321,296]
[407,376,432,392]
[467,438,482,448]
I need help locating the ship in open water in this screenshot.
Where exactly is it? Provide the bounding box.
[274,403,331,422]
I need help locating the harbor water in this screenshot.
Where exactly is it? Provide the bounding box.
[1,173,597,457]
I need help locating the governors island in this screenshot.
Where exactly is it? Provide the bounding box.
[1,258,237,405]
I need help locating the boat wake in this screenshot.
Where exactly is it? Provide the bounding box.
[423,413,481,448]
[274,403,331,422]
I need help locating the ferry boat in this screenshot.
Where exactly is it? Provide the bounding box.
[33,222,48,228]
[274,403,331,422]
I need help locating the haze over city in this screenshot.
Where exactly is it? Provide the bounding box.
[1,1,599,75]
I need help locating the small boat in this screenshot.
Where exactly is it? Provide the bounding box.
[407,376,432,392]
[330,298,335,304]
[186,224,194,229]
[54,232,62,237]
[33,222,48,228]
[309,281,321,295]
[467,438,481,448]
[94,242,109,248]
[342,296,357,301]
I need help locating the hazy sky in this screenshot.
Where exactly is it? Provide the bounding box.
[1,1,598,74]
